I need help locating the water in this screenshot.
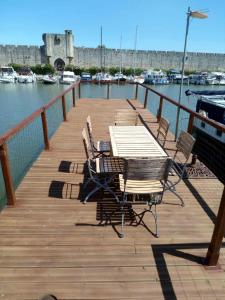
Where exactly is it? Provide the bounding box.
[0,81,225,210]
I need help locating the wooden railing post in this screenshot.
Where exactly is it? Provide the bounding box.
[107,83,110,99]
[62,95,67,121]
[72,87,76,107]
[187,113,195,134]
[205,186,225,266]
[144,88,149,109]
[135,83,138,99]
[0,143,16,206]
[41,109,50,150]
[78,82,81,99]
[157,96,163,122]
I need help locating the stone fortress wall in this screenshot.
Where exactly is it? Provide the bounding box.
[0,30,225,71]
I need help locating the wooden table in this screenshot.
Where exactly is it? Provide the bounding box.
[109,126,167,157]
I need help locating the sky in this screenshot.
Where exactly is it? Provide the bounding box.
[1,0,225,53]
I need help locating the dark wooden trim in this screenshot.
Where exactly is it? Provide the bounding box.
[205,186,225,266]
[144,88,149,109]
[187,113,195,134]
[157,96,163,123]
[0,143,16,206]
[62,95,67,121]
[41,110,50,150]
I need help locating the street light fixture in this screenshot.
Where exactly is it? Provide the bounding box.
[174,7,208,140]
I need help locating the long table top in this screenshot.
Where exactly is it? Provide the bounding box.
[109,125,167,157]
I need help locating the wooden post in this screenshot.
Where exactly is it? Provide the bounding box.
[144,88,149,109]
[41,110,50,150]
[107,83,110,99]
[62,95,67,121]
[157,96,163,122]
[205,186,225,266]
[0,143,16,206]
[187,113,194,134]
[78,82,81,99]
[135,83,138,99]
[72,87,75,107]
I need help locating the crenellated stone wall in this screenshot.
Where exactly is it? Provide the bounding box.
[0,30,225,71]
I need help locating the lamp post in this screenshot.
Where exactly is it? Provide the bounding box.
[174,7,208,140]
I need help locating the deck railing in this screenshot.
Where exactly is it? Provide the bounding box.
[0,81,79,209]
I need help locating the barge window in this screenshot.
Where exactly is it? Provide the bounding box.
[216,129,222,137]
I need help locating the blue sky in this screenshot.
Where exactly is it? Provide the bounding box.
[1,0,224,53]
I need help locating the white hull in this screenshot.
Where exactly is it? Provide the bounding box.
[18,75,36,83]
[0,76,15,83]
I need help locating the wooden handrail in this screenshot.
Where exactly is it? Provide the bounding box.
[139,83,225,133]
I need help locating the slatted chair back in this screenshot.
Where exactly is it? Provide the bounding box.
[82,127,94,160]
[86,115,95,148]
[156,117,170,147]
[175,131,196,161]
[123,157,172,182]
[115,109,139,126]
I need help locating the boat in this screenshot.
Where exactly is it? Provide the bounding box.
[59,71,77,84]
[17,67,36,83]
[185,89,225,142]
[144,70,169,85]
[42,74,58,84]
[80,72,92,82]
[0,66,17,83]
[93,72,113,83]
[168,69,189,84]
[185,89,225,182]
[114,72,127,82]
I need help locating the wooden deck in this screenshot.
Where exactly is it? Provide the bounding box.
[0,99,225,300]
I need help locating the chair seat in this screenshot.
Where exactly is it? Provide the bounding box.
[96,140,111,152]
[119,174,163,194]
[96,157,124,174]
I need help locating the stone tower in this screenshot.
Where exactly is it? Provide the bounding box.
[42,30,74,70]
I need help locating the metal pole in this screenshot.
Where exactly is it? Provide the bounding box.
[175,7,191,140]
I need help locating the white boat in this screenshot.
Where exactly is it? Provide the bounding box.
[94,72,113,83]
[114,72,127,82]
[144,70,169,84]
[133,75,145,84]
[59,71,77,84]
[42,74,58,84]
[0,66,17,83]
[17,67,36,83]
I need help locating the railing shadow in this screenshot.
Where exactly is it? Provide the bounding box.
[152,242,225,300]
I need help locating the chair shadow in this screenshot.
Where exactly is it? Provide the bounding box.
[152,242,225,300]
[58,160,85,174]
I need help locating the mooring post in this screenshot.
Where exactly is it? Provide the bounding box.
[135,83,138,100]
[78,82,81,99]
[144,88,149,109]
[41,109,50,150]
[205,186,225,266]
[157,96,164,122]
[62,95,67,121]
[107,83,110,99]
[0,143,16,206]
[72,87,75,107]
[187,113,194,134]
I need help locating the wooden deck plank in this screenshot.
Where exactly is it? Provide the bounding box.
[0,98,224,300]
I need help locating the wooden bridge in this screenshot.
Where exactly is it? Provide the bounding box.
[0,83,225,299]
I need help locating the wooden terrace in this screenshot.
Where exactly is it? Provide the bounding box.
[0,84,225,299]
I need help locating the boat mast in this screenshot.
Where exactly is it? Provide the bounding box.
[100,26,103,73]
[133,25,138,75]
[119,34,122,74]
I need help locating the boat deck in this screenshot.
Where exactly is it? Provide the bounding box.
[0,99,224,299]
